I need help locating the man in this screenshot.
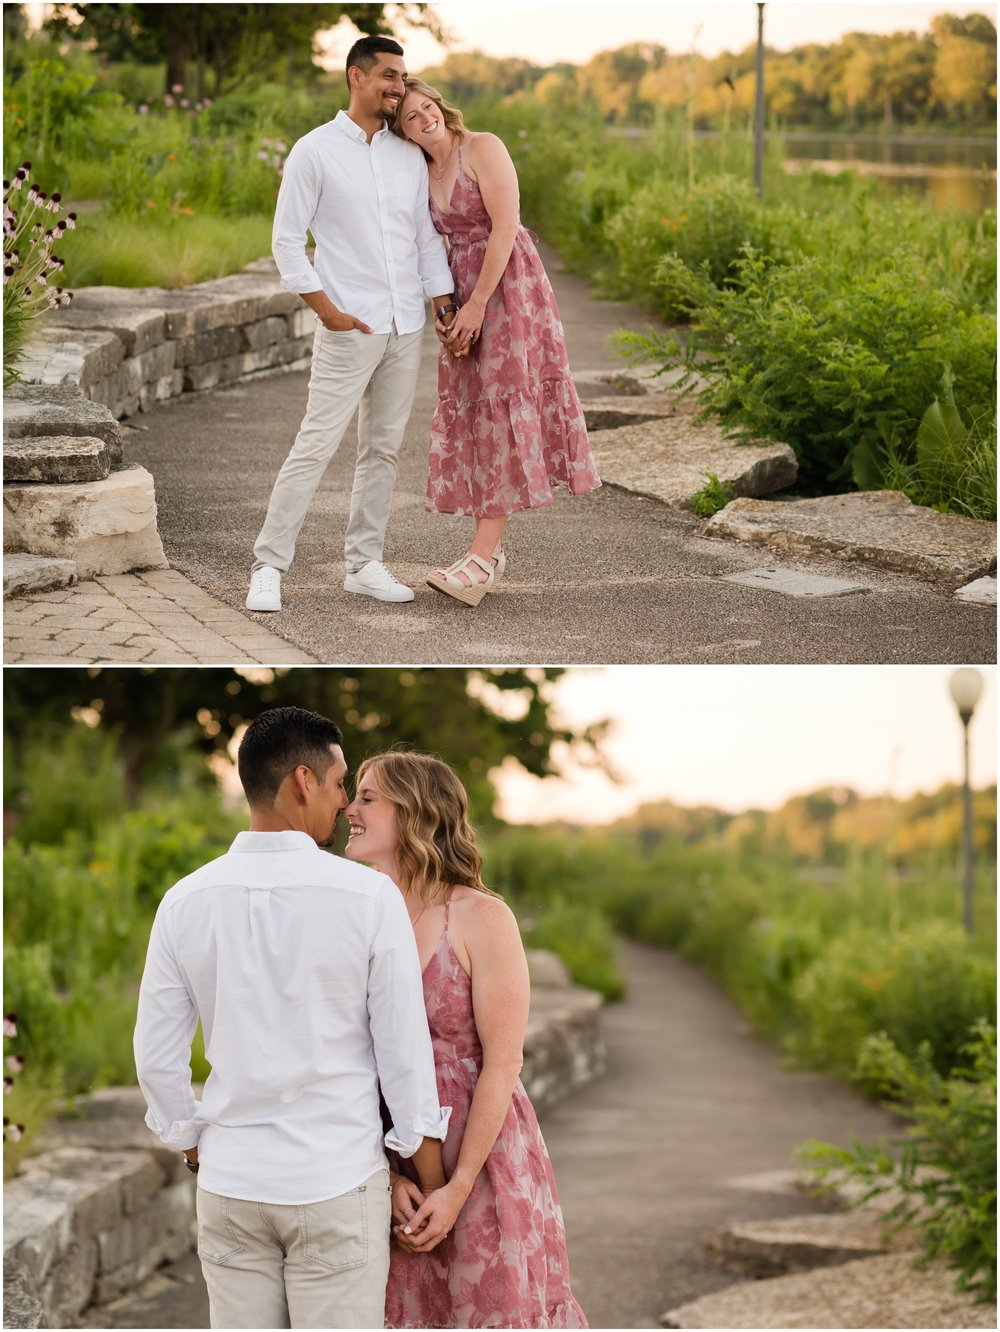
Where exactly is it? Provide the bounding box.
[134,707,450,1329]
[247,36,457,612]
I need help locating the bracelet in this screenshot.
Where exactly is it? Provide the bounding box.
[435,303,459,321]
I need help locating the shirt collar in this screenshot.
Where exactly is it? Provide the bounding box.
[230,830,319,853]
[334,109,388,143]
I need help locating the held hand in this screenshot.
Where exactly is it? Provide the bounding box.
[391,1176,426,1229]
[396,1179,467,1253]
[434,311,456,349]
[446,298,486,355]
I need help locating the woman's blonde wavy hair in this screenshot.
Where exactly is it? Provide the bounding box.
[389,77,467,150]
[354,751,499,906]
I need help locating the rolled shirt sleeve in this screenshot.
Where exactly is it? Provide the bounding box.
[133,906,202,1149]
[368,881,450,1156]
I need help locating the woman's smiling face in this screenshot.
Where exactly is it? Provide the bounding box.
[344,771,400,875]
[398,89,447,149]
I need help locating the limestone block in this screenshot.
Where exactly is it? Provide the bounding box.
[43,1237,98,1329]
[96,1200,163,1274]
[3,466,168,579]
[196,272,300,320]
[2,1181,72,1286]
[588,417,798,508]
[46,302,167,356]
[121,1157,167,1215]
[182,360,222,392]
[3,435,111,484]
[160,1179,197,1235]
[3,553,77,597]
[287,306,317,339]
[35,1113,187,1185]
[522,986,605,1113]
[173,325,245,368]
[660,1251,996,1329]
[3,389,124,465]
[16,327,125,390]
[955,575,997,606]
[242,316,291,351]
[705,1212,911,1278]
[18,1148,129,1239]
[705,491,998,586]
[526,948,573,989]
[2,1272,49,1329]
[139,370,184,412]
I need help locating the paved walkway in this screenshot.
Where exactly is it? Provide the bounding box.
[82,942,897,1329]
[5,247,995,665]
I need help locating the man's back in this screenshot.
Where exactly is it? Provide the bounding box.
[136,830,439,1204]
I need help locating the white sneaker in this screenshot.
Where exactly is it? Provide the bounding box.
[344,559,415,603]
[247,565,282,611]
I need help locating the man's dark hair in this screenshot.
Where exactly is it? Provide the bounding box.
[238,707,344,807]
[345,35,404,91]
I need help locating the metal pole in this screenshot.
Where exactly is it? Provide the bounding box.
[960,711,975,934]
[754,3,765,198]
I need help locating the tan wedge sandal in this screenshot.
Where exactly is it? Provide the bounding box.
[427,552,495,606]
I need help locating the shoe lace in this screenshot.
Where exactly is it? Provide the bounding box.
[255,568,279,590]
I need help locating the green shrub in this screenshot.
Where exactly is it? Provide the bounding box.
[790,924,997,1079]
[521,898,624,1000]
[799,1021,997,1301]
[689,471,735,517]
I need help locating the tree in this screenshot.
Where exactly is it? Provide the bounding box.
[2,668,609,820]
[46,3,445,96]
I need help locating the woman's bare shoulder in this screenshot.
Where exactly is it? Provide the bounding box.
[449,886,518,935]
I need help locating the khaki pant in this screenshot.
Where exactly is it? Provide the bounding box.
[252,324,424,576]
[196,1170,391,1329]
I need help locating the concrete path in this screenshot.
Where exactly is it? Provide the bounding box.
[7,245,990,667]
[81,942,898,1330]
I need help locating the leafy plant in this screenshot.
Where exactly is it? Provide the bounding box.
[689,471,735,517]
[798,1021,997,1301]
[2,162,74,385]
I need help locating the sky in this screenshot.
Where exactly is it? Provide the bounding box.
[493,665,997,824]
[318,2,998,71]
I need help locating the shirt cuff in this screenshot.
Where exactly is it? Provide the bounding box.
[385,1105,452,1157]
[422,268,456,300]
[145,1106,202,1149]
[277,269,323,296]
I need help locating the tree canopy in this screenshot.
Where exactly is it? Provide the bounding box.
[45,3,445,96]
[2,667,609,819]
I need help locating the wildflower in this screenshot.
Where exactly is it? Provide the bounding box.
[3,1120,25,1142]
[163,94,174,107]
[202,98,213,108]
[138,104,149,115]
[276,141,287,153]
[167,153,177,162]
[257,150,270,162]
[179,97,190,108]
[6,1055,24,1075]
[2,1078,12,1094]
[2,1015,16,1039]
[171,82,184,94]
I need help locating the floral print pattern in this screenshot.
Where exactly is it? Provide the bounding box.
[426,150,601,519]
[385,899,587,1329]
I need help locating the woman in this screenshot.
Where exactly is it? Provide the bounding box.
[392,80,601,607]
[344,752,587,1329]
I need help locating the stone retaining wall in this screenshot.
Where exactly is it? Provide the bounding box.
[20,259,313,420]
[3,953,604,1328]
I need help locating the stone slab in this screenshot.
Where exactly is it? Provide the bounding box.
[46,303,167,357]
[4,435,112,484]
[722,568,869,598]
[3,391,125,467]
[660,1251,996,1329]
[954,576,997,606]
[589,417,798,507]
[3,466,168,580]
[15,327,125,388]
[706,491,998,586]
[706,1211,911,1278]
[4,553,77,597]
[2,1271,49,1329]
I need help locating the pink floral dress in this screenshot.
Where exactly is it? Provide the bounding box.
[426,146,601,518]
[385,892,588,1329]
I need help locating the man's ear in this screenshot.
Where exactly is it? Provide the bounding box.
[289,764,314,803]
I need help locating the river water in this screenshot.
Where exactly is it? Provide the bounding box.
[779,131,996,212]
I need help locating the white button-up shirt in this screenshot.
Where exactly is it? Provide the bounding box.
[272,110,453,335]
[134,830,449,1205]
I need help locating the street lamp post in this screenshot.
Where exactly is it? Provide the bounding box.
[754,3,765,198]
[947,668,984,935]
